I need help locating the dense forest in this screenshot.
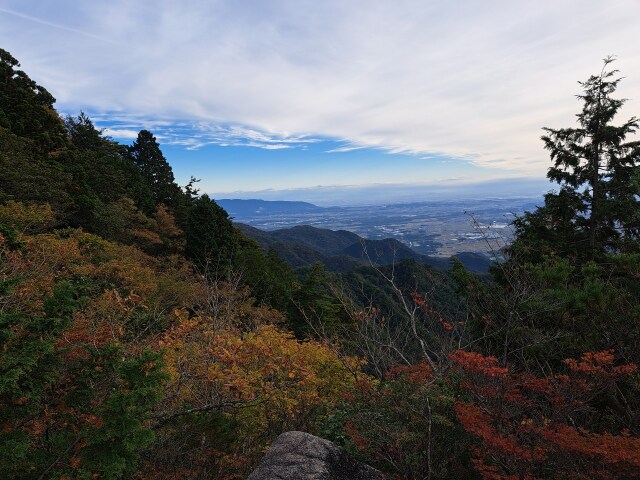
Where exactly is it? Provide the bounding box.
[1,48,639,479]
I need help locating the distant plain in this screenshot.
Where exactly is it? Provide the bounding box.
[219,196,542,258]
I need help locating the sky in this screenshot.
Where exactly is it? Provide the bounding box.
[1,1,639,204]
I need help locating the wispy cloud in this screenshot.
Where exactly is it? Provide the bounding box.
[0,6,117,44]
[96,117,322,150]
[2,0,640,175]
[325,143,366,153]
[186,123,319,149]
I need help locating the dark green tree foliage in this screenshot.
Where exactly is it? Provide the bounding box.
[484,60,640,370]
[186,194,238,278]
[60,114,154,231]
[234,236,299,313]
[342,259,462,329]
[511,57,640,262]
[128,130,182,210]
[184,175,201,201]
[325,364,475,480]
[460,254,640,378]
[291,262,344,337]
[0,128,71,207]
[0,49,70,208]
[65,112,106,151]
[0,49,190,246]
[262,248,299,311]
[0,49,67,153]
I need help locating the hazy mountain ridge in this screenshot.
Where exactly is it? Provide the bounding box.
[236,223,491,273]
[218,199,323,216]
[237,223,363,272]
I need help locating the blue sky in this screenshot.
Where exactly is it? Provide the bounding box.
[1,1,639,203]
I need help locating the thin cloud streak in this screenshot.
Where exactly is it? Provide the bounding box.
[0,7,117,44]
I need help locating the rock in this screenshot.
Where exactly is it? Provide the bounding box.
[247,431,384,480]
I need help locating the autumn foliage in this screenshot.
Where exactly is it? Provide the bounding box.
[144,308,362,479]
[337,360,474,480]
[0,212,364,479]
[451,349,640,479]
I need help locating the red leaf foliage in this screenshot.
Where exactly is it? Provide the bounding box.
[451,349,640,479]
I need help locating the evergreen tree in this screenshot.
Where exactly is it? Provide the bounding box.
[62,115,156,230]
[234,237,298,313]
[184,176,201,201]
[65,112,104,151]
[464,59,640,424]
[185,195,237,278]
[0,49,67,153]
[128,130,181,209]
[291,262,343,338]
[0,128,71,208]
[510,57,640,262]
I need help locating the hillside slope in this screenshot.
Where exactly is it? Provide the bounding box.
[237,223,491,273]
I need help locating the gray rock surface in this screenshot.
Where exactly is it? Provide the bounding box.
[247,431,384,480]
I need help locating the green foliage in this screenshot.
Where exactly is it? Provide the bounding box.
[3,46,639,480]
[0,128,72,208]
[342,259,462,328]
[79,349,165,479]
[61,115,158,232]
[0,283,76,478]
[0,48,67,153]
[1,51,187,246]
[185,194,238,278]
[510,57,640,262]
[455,63,640,476]
[466,254,640,376]
[0,242,165,479]
[291,262,344,337]
[0,47,380,479]
[471,60,640,372]
[128,130,183,211]
[234,236,298,313]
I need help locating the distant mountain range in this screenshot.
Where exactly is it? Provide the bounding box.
[217,199,323,216]
[214,178,550,206]
[236,223,492,274]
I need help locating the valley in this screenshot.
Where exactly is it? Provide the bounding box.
[218,196,543,258]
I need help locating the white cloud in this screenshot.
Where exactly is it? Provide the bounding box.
[2,0,640,174]
[101,128,140,139]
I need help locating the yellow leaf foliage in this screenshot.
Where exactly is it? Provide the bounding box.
[0,201,55,233]
[158,309,366,476]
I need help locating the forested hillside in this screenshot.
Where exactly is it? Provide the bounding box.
[1,48,639,479]
[236,223,491,273]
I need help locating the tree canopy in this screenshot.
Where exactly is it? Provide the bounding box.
[510,57,640,262]
[128,130,182,210]
[0,48,67,153]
